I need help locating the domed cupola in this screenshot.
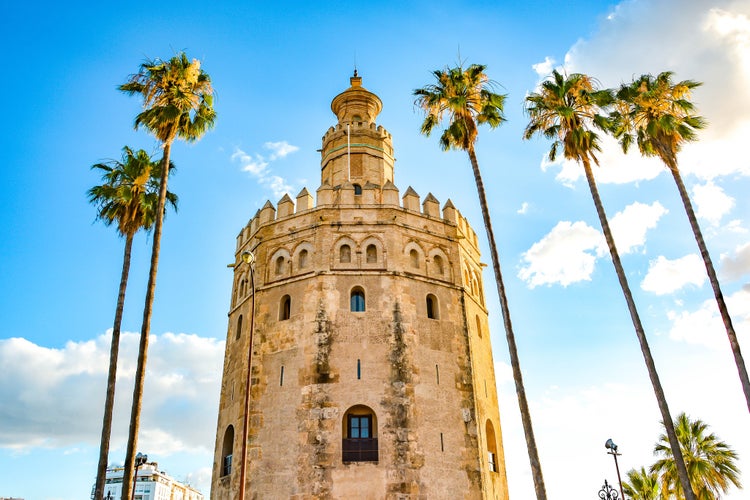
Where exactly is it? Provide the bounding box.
[320,72,395,192]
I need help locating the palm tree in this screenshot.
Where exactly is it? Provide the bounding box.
[612,72,750,413]
[623,466,662,500]
[89,147,177,499]
[118,52,215,499]
[523,70,696,500]
[652,412,741,499]
[414,63,548,499]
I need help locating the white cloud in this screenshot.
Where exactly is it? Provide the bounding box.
[608,201,668,255]
[667,286,750,348]
[517,202,530,215]
[692,181,735,225]
[231,144,297,199]
[641,254,706,294]
[532,56,556,78]
[520,201,665,288]
[264,140,299,160]
[0,332,224,453]
[720,242,750,281]
[518,221,604,287]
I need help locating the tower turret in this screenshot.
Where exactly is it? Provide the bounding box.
[320,72,395,191]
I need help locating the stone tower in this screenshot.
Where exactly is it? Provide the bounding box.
[211,74,509,499]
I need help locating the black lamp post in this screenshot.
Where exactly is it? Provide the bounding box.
[605,439,625,500]
[598,479,620,499]
[131,452,147,500]
[238,250,256,500]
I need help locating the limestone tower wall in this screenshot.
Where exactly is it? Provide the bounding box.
[211,75,509,500]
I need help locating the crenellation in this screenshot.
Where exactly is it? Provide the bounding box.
[382,180,399,206]
[442,199,458,224]
[277,193,295,218]
[317,183,334,207]
[259,200,276,225]
[296,188,314,212]
[339,182,355,205]
[362,181,379,204]
[402,187,420,212]
[422,193,440,219]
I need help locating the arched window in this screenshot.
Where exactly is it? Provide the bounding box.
[486,420,499,473]
[275,255,285,275]
[476,315,483,338]
[409,249,420,269]
[350,287,365,312]
[298,249,308,269]
[433,255,444,275]
[280,295,291,321]
[221,425,234,476]
[426,294,438,319]
[340,244,351,263]
[342,405,378,462]
[353,183,363,195]
[236,314,243,340]
[366,244,377,263]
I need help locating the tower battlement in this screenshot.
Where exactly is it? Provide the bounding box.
[236,184,480,255]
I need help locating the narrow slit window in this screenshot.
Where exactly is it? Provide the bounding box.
[435,364,440,385]
[280,366,285,386]
[440,432,444,452]
[236,314,243,340]
[357,359,361,380]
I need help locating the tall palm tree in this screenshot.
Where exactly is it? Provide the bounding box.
[523,70,696,500]
[612,72,750,413]
[118,52,215,499]
[414,63,548,499]
[652,412,741,499]
[89,147,177,500]
[623,466,662,500]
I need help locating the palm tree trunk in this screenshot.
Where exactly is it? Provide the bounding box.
[668,161,750,413]
[121,141,172,500]
[581,158,696,500]
[94,232,134,500]
[467,146,547,500]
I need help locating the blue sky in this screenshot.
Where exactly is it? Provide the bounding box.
[1,0,749,498]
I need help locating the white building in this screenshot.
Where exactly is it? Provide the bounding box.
[95,462,203,500]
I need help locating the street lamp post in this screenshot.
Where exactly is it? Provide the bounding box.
[598,479,620,499]
[605,439,625,500]
[131,452,147,500]
[238,250,256,500]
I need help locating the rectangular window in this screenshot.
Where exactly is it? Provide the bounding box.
[348,415,372,439]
